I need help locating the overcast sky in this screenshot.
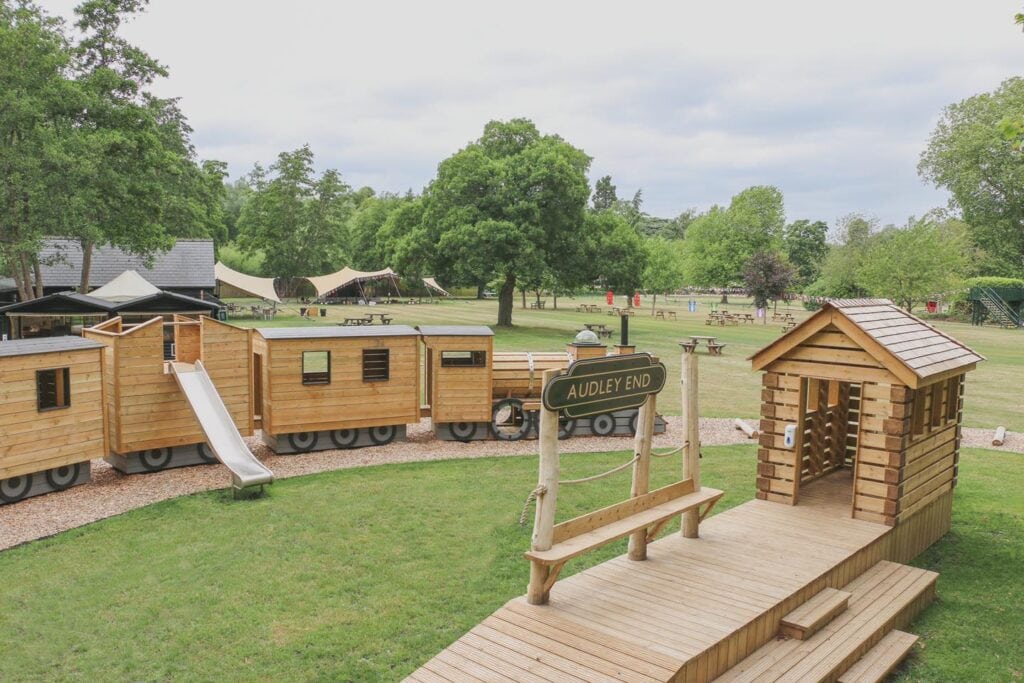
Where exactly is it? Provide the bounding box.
[39,1,1024,225]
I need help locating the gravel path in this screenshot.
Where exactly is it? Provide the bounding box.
[1,419,1019,552]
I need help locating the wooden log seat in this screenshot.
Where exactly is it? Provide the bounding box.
[680,340,698,353]
[524,480,723,572]
[708,342,728,355]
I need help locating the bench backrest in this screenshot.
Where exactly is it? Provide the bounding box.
[552,478,695,544]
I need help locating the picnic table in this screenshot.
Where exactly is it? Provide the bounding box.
[576,303,602,313]
[583,322,614,338]
[654,309,678,320]
[740,313,755,324]
[341,317,370,326]
[608,307,636,317]
[365,313,393,325]
[680,335,728,355]
[530,300,547,309]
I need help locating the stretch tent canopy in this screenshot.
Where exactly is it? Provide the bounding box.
[88,270,161,302]
[214,262,281,303]
[303,266,399,298]
[422,277,450,297]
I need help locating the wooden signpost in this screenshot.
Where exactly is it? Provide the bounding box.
[526,351,722,605]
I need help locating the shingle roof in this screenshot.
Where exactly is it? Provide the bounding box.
[750,298,984,386]
[0,335,105,358]
[38,238,215,289]
[0,292,119,315]
[258,325,420,340]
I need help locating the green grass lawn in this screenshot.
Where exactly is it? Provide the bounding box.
[0,446,1020,681]
[230,295,1024,430]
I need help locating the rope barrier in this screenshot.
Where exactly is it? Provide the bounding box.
[559,454,639,485]
[651,444,685,458]
[519,485,547,526]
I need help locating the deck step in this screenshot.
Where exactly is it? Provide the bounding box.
[716,560,938,682]
[780,587,851,640]
[838,630,919,683]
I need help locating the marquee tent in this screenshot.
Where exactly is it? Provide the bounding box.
[88,270,161,302]
[422,277,450,297]
[303,266,400,299]
[214,262,282,303]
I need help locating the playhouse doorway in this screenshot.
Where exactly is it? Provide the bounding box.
[793,377,862,513]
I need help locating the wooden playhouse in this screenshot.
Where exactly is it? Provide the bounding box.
[82,315,254,472]
[0,336,106,503]
[254,325,422,453]
[751,298,982,528]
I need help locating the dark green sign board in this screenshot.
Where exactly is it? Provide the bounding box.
[542,353,667,419]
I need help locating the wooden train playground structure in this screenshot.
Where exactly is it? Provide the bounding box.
[0,318,663,504]
[0,298,990,681]
[409,299,983,683]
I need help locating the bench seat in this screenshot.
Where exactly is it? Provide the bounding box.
[524,487,724,566]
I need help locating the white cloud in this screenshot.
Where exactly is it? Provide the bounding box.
[37,0,1024,223]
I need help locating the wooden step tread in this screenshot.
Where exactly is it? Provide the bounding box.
[838,630,919,683]
[780,587,851,640]
[524,487,724,565]
[716,561,938,682]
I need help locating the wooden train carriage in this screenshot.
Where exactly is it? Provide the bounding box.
[0,336,106,503]
[256,325,421,453]
[83,315,253,473]
[419,326,494,427]
[750,298,982,533]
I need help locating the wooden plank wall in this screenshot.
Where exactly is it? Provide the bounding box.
[757,371,801,504]
[200,317,254,437]
[173,315,201,363]
[253,333,270,428]
[423,336,493,423]
[0,348,105,479]
[491,352,569,399]
[262,334,421,435]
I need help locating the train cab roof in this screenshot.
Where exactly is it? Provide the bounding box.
[417,325,494,337]
[257,325,420,340]
[0,335,105,358]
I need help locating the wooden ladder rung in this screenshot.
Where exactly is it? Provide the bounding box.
[780,587,851,640]
[838,630,919,683]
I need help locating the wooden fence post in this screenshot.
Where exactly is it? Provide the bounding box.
[527,369,561,605]
[681,351,701,538]
[628,392,656,560]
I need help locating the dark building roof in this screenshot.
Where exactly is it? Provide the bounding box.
[258,325,420,340]
[0,277,16,293]
[0,292,119,315]
[417,325,494,337]
[38,238,215,289]
[0,335,105,358]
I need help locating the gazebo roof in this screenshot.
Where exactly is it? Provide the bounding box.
[750,299,983,388]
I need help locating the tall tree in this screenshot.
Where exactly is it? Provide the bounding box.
[642,236,685,314]
[783,219,829,287]
[407,119,591,326]
[743,250,795,313]
[592,175,617,211]
[347,194,405,270]
[919,77,1024,277]
[858,217,969,312]
[805,214,877,300]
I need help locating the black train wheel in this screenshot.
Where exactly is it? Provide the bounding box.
[196,443,218,464]
[0,473,33,503]
[330,429,359,449]
[45,463,81,490]
[287,432,317,453]
[369,425,397,445]
[558,416,576,440]
[139,448,173,472]
[491,398,530,441]
[448,422,477,443]
[590,413,616,436]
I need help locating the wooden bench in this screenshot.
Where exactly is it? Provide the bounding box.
[655,310,665,319]
[666,310,677,319]
[679,340,698,353]
[524,480,723,581]
[597,327,614,339]
[707,342,727,355]
[341,317,370,326]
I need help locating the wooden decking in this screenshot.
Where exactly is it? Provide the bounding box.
[408,470,945,682]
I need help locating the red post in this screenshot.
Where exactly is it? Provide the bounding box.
[606,290,614,305]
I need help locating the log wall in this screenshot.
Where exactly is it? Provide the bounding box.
[0,347,105,479]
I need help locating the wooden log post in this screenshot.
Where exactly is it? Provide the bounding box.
[627,393,656,560]
[734,418,758,439]
[992,426,1006,447]
[681,351,702,538]
[527,369,561,605]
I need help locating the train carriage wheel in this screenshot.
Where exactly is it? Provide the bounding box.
[196,443,218,464]
[558,416,576,440]
[491,398,530,441]
[629,412,639,436]
[45,463,81,491]
[139,448,173,472]
[0,474,33,503]
[590,413,616,436]
[287,432,317,453]
[369,425,397,445]
[448,422,477,443]
[330,429,359,449]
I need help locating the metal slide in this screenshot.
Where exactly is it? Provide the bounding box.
[170,361,274,489]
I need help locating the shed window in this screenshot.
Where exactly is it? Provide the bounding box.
[363,349,389,382]
[302,351,331,385]
[37,367,71,411]
[441,350,487,368]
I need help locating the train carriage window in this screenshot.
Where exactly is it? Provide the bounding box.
[302,351,331,385]
[440,350,487,368]
[37,367,71,411]
[363,349,390,382]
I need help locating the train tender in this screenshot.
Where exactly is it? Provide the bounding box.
[0,336,106,504]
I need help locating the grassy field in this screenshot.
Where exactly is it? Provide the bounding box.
[0,445,1019,681]
[230,294,1024,430]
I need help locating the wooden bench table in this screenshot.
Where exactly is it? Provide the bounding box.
[340,317,370,326]
[524,485,724,567]
[707,341,728,355]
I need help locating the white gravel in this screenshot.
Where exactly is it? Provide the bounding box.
[1,419,1018,552]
